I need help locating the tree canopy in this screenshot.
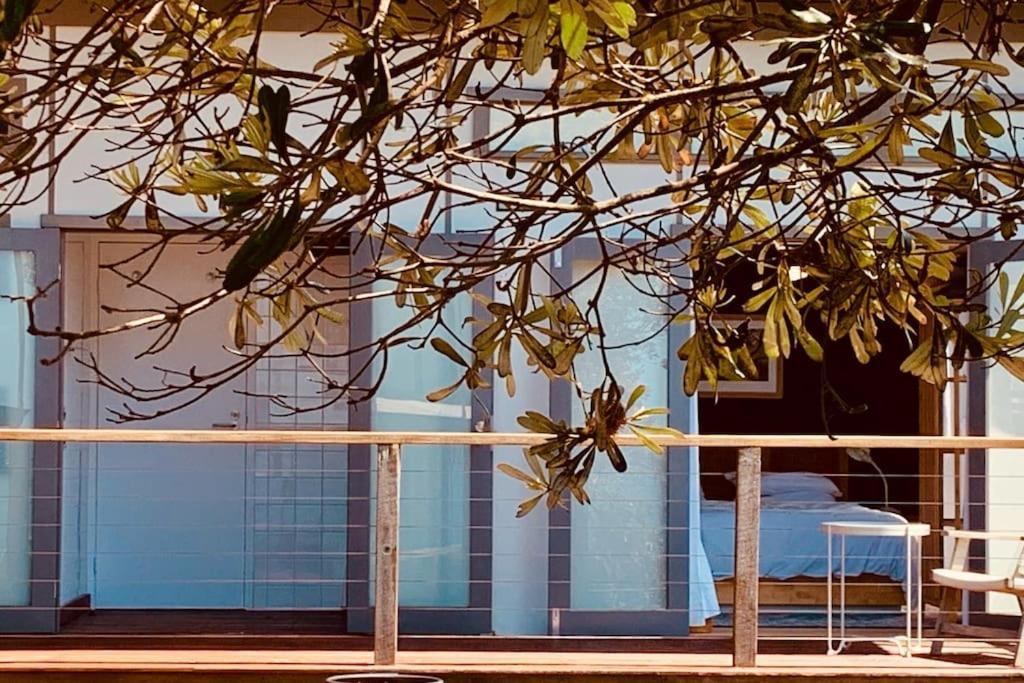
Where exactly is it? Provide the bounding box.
[3,0,1024,513]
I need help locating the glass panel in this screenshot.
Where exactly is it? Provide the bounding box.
[370,288,471,607]
[985,259,1024,616]
[245,266,349,609]
[0,251,36,607]
[570,262,668,610]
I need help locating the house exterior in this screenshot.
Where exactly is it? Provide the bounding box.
[2,6,1024,639]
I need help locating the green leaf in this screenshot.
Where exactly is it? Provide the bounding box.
[515,494,544,517]
[682,337,702,396]
[327,159,372,194]
[796,325,823,362]
[444,59,476,105]
[220,189,266,218]
[480,0,517,27]
[629,407,669,420]
[498,462,544,487]
[605,441,627,473]
[514,265,531,313]
[223,198,303,292]
[217,155,280,175]
[819,123,879,138]
[625,384,646,410]
[258,84,291,160]
[938,117,956,155]
[782,51,819,115]
[348,51,376,89]
[763,298,781,359]
[744,287,776,312]
[974,108,1006,138]
[229,304,247,350]
[431,337,468,366]
[635,424,685,438]
[520,2,550,74]
[918,147,957,168]
[517,410,560,433]
[835,124,890,168]
[934,58,1010,77]
[997,355,1024,382]
[144,194,162,231]
[559,0,588,59]
[519,332,557,369]
[1010,270,1024,308]
[628,425,664,455]
[608,1,636,37]
[964,114,990,157]
[426,380,462,402]
[1001,215,1019,240]
[1,0,39,43]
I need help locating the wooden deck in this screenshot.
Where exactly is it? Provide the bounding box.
[3,628,1023,682]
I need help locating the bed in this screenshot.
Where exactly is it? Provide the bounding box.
[701,499,911,606]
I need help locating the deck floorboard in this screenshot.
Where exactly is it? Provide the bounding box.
[2,611,1022,681]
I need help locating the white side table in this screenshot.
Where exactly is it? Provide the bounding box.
[821,521,931,657]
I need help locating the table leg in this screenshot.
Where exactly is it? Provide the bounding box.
[841,533,846,651]
[916,536,923,649]
[827,529,834,654]
[905,531,912,657]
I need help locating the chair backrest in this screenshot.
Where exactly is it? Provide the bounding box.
[1013,543,1024,583]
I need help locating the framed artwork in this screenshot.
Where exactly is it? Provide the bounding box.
[697,315,783,399]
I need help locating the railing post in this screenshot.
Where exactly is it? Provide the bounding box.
[374,442,401,666]
[733,446,761,667]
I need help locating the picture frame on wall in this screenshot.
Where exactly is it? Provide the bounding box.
[697,315,783,399]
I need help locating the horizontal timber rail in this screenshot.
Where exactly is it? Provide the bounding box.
[4,427,1023,670]
[1,428,1024,449]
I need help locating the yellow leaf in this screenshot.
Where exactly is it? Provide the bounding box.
[835,124,891,168]
[628,426,664,455]
[481,0,517,27]
[559,0,588,59]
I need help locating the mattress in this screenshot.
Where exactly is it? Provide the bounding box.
[701,500,911,582]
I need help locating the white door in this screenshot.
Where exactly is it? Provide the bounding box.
[92,239,248,608]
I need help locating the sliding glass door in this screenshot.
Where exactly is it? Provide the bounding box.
[0,229,60,633]
[347,235,492,633]
[548,239,697,635]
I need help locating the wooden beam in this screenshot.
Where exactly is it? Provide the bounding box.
[733,446,761,668]
[4,428,1024,450]
[374,443,401,666]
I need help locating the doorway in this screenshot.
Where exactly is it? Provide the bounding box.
[694,260,945,612]
[63,232,349,611]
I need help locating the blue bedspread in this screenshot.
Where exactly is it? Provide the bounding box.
[701,500,910,582]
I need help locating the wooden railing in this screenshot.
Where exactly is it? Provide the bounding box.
[3,428,1024,668]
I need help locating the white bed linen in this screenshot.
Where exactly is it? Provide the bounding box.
[701,500,911,582]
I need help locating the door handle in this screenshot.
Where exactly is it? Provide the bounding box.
[212,411,240,430]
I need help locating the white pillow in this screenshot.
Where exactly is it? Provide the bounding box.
[761,489,838,503]
[724,471,840,499]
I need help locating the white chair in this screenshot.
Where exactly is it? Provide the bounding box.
[930,527,1024,667]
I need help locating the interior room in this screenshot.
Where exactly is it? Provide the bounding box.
[695,257,959,614]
